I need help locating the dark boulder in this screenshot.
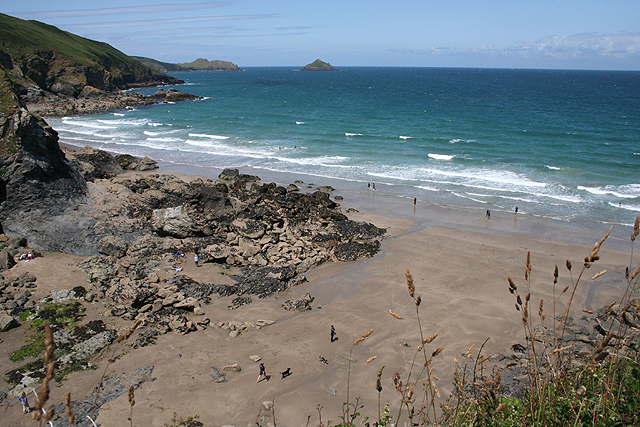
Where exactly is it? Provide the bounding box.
[333,241,381,262]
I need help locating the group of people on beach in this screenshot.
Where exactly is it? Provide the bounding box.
[486,206,520,219]
[170,253,200,272]
[256,325,339,384]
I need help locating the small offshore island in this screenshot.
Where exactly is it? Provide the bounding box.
[300,59,338,71]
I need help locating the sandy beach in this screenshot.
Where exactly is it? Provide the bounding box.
[0,163,635,427]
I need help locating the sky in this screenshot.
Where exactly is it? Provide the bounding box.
[3,0,640,70]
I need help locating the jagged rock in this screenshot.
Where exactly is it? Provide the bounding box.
[0,248,16,271]
[211,366,226,383]
[229,296,252,310]
[106,278,156,307]
[232,218,266,239]
[66,146,123,181]
[0,104,87,251]
[114,154,158,171]
[283,293,314,311]
[152,206,196,238]
[58,330,117,364]
[0,310,20,331]
[333,241,381,262]
[223,363,241,372]
[97,235,129,258]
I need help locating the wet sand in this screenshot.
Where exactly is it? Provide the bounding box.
[0,164,635,427]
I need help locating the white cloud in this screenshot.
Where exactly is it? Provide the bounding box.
[505,33,640,59]
[66,14,274,29]
[19,1,233,18]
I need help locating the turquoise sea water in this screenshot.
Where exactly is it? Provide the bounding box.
[48,67,640,230]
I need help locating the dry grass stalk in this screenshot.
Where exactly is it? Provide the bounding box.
[465,345,475,359]
[366,356,377,363]
[389,309,403,320]
[34,322,55,427]
[431,347,445,358]
[65,392,75,424]
[118,319,143,343]
[128,385,135,427]
[591,270,607,280]
[423,333,438,344]
[406,267,415,298]
[354,329,374,346]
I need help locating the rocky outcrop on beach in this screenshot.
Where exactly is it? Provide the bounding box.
[55,164,385,316]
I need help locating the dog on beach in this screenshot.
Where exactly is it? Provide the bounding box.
[280,368,292,378]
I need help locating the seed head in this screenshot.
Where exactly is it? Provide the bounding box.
[389,309,402,320]
[406,268,415,298]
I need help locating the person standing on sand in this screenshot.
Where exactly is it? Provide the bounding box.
[413,197,416,206]
[515,206,518,214]
[330,325,337,342]
[194,254,199,267]
[486,209,491,219]
[19,392,29,413]
[256,362,267,383]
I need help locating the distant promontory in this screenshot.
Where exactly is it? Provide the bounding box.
[133,57,242,72]
[300,59,338,71]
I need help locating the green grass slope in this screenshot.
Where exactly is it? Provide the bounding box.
[0,13,182,92]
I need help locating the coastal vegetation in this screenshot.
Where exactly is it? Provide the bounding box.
[301,59,338,71]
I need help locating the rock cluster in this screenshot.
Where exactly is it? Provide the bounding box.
[63,164,385,316]
[66,146,158,182]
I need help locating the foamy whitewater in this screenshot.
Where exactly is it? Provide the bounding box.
[47,67,640,231]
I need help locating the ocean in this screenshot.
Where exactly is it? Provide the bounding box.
[47,67,640,239]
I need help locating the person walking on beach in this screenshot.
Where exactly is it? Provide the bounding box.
[515,206,518,215]
[194,254,199,267]
[256,362,267,383]
[413,197,417,206]
[330,325,337,342]
[372,183,376,190]
[486,209,491,219]
[19,392,29,413]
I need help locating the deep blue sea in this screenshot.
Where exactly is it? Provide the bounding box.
[47,67,640,230]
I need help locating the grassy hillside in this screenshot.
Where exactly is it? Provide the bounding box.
[0,13,182,93]
[133,56,241,72]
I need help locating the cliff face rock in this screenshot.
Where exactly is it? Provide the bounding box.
[0,74,87,244]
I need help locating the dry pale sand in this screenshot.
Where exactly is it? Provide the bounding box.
[0,196,635,427]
